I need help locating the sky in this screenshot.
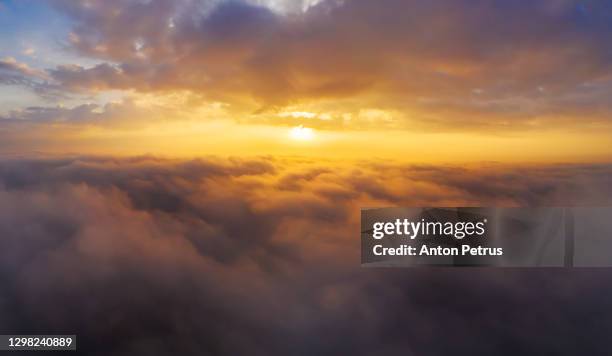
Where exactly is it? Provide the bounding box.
[2,2,612,355]
[1,0,611,162]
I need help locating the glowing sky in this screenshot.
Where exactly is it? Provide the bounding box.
[1,0,611,162]
[2,3,612,353]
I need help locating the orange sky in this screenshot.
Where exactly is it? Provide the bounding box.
[1,0,611,163]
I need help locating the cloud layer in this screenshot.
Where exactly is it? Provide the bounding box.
[2,0,612,131]
[42,0,612,123]
[1,156,612,354]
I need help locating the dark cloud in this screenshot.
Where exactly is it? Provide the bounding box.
[0,58,46,82]
[43,0,612,124]
[1,156,612,354]
[0,104,100,122]
[0,57,71,102]
[0,98,190,130]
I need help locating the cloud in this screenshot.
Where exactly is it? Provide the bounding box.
[40,0,612,128]
[0,57,49,84]
[1,156,612,354]
[0,57,67,101]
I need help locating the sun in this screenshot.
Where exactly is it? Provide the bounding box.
[289,125,315,141]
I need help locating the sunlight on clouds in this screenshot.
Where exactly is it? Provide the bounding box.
[1,0,612,165]
[289,125,315,141]
[279,111,317,119]
[4,115,609,165]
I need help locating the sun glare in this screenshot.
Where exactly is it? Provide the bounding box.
[289,125,315,141]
